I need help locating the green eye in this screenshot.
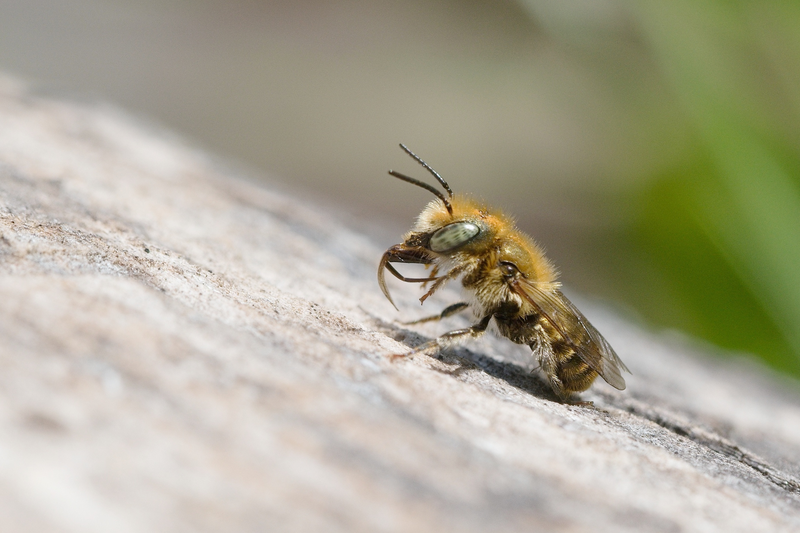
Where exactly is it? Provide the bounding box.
[429,222,480,252]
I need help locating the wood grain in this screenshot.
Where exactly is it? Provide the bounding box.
[1,74,799,533]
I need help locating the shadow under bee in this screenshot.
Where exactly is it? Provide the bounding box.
[370,316,560,403]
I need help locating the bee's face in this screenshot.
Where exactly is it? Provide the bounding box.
[404,197,501,257]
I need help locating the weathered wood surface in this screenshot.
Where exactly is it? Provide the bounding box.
[1,74,799,533]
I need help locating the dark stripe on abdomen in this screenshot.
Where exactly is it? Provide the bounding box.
[557,350,598,394]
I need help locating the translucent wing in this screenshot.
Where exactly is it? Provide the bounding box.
[510,278,629,390]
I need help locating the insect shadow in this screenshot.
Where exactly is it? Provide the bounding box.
[371,315,561,403]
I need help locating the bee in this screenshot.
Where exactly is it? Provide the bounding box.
[378,144,629,401]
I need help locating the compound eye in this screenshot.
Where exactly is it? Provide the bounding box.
[429,222,480,252]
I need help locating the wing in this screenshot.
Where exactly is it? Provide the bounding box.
[509,278,629,390]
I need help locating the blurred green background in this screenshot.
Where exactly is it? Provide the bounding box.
[2,0,799,378]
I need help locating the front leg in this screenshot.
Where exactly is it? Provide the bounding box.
[419,263,468,304]
[378,244,437,310]
[392,314,492,361]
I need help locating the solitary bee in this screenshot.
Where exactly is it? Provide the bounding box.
[379,144,629,401]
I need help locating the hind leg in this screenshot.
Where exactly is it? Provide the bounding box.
[392,313,491,361]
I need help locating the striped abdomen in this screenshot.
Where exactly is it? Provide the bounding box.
[550,339,599,396]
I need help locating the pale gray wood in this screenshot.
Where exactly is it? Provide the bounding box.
[1,74,799,533]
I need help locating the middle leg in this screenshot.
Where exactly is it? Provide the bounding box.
[403,302,470,325]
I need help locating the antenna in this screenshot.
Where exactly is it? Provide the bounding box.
[397,144,454,198]
[387,170,452,215]
[387,144,454,215]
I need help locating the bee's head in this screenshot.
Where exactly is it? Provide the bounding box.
[405,195,498,256]
[380,144,555,308]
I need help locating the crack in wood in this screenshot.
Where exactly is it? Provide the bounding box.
[622,398,800,495]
